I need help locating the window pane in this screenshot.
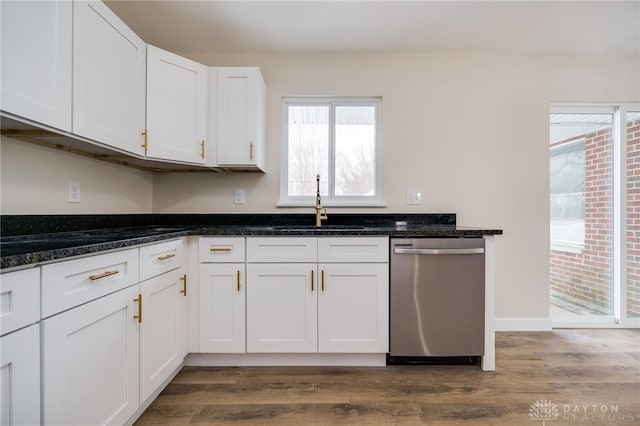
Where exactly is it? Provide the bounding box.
[550,113,614,318]
[550,140,585,245]
[627,111,640,318]
[287,105,329,196]
[335,105,376,196]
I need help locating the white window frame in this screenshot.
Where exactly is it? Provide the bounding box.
[550,102,640,328]
[278,97,384,207]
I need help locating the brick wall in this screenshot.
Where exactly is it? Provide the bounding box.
[550,127,613,314]
[550,117,640,317]
[626,117,640,317]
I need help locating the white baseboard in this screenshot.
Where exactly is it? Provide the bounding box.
[184,353,387,367]
[494,317,552,331]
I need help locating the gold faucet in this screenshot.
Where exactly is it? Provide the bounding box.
[315,174,328,227]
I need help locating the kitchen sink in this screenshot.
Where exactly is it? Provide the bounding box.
[271,225,366,231]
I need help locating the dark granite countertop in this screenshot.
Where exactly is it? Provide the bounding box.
[0,214,502,270]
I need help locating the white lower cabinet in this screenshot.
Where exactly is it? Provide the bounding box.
[246,263,317,353]
[1,267,41,426]
[139,268,187,402]
[1,324,40,426]
[318,263,389,353]
[199,263,246,353]
[42,285,140,426]
[244,237,389,354]
[41,240,187,426]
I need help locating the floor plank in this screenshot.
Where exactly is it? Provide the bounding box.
[135,329,640,425]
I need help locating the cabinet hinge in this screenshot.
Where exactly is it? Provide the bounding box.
[141,130,148,153]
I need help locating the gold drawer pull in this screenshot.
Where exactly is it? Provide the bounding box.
[249,141,254,160]
[210,247,232,252]
[311,270,315,291]
[180,274,187,296]
[89,270,119,281]
[321,270,325,291]
[157,253,176,261]
[200,140,206,159]
[133,294,142,323]
[237,270,241,292]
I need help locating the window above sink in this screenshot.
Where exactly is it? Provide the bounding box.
[278,97,385,207]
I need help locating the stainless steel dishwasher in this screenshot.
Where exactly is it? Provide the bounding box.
[389,238,485,362]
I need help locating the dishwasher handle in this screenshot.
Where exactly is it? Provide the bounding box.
[393,247,484,255]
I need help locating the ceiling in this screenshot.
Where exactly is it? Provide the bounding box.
[104,1,640,55]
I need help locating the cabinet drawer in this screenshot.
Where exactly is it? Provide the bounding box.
[199,237,245,263]
[41,249,138,318]
[1,268,40,336]
[318,237,389,263]
[247,237,317,263]
[139,238,184,281]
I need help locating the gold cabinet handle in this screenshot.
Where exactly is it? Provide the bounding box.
[133,294,143,323]
[311,270,315,291]
[141,130,148,152]
[210,247,232,252]
[89,270,119,281]
[249,141,254,160]
[180,274,187,296]
[157,253,176,261]
[321,270,325,291]
[201,140,205,159]
[237,270,241,292]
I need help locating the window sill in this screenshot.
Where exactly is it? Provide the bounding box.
[277,199,387,208]
[550,240,584,254]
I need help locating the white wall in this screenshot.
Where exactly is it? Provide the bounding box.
[1,51,637,323]
[155,52,639,322]
[0,136,153,214]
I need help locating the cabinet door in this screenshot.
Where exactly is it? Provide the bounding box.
[199,263,245,353]
[246,263,317,353]
[73,0,146,155]
[1,0,72,131]
[0,268,40,336]
[0,324,40,426]
[146,45,208,164]
[318,263,389,353]
[42,285,139,426]
[217,67,266,169]
[139,268,187,403]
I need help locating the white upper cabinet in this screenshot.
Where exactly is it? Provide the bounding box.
[217,67,266,171]
[1,0,72,131]
[146,45,208,164]
[73,0,146,155]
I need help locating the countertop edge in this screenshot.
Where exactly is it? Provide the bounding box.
[1,227,502,270]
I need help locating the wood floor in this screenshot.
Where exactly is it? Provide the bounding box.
[135,330,640,425]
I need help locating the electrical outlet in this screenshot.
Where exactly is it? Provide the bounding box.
[406,189,422,205]
[69,182,81,203]
[234,189,245,204]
